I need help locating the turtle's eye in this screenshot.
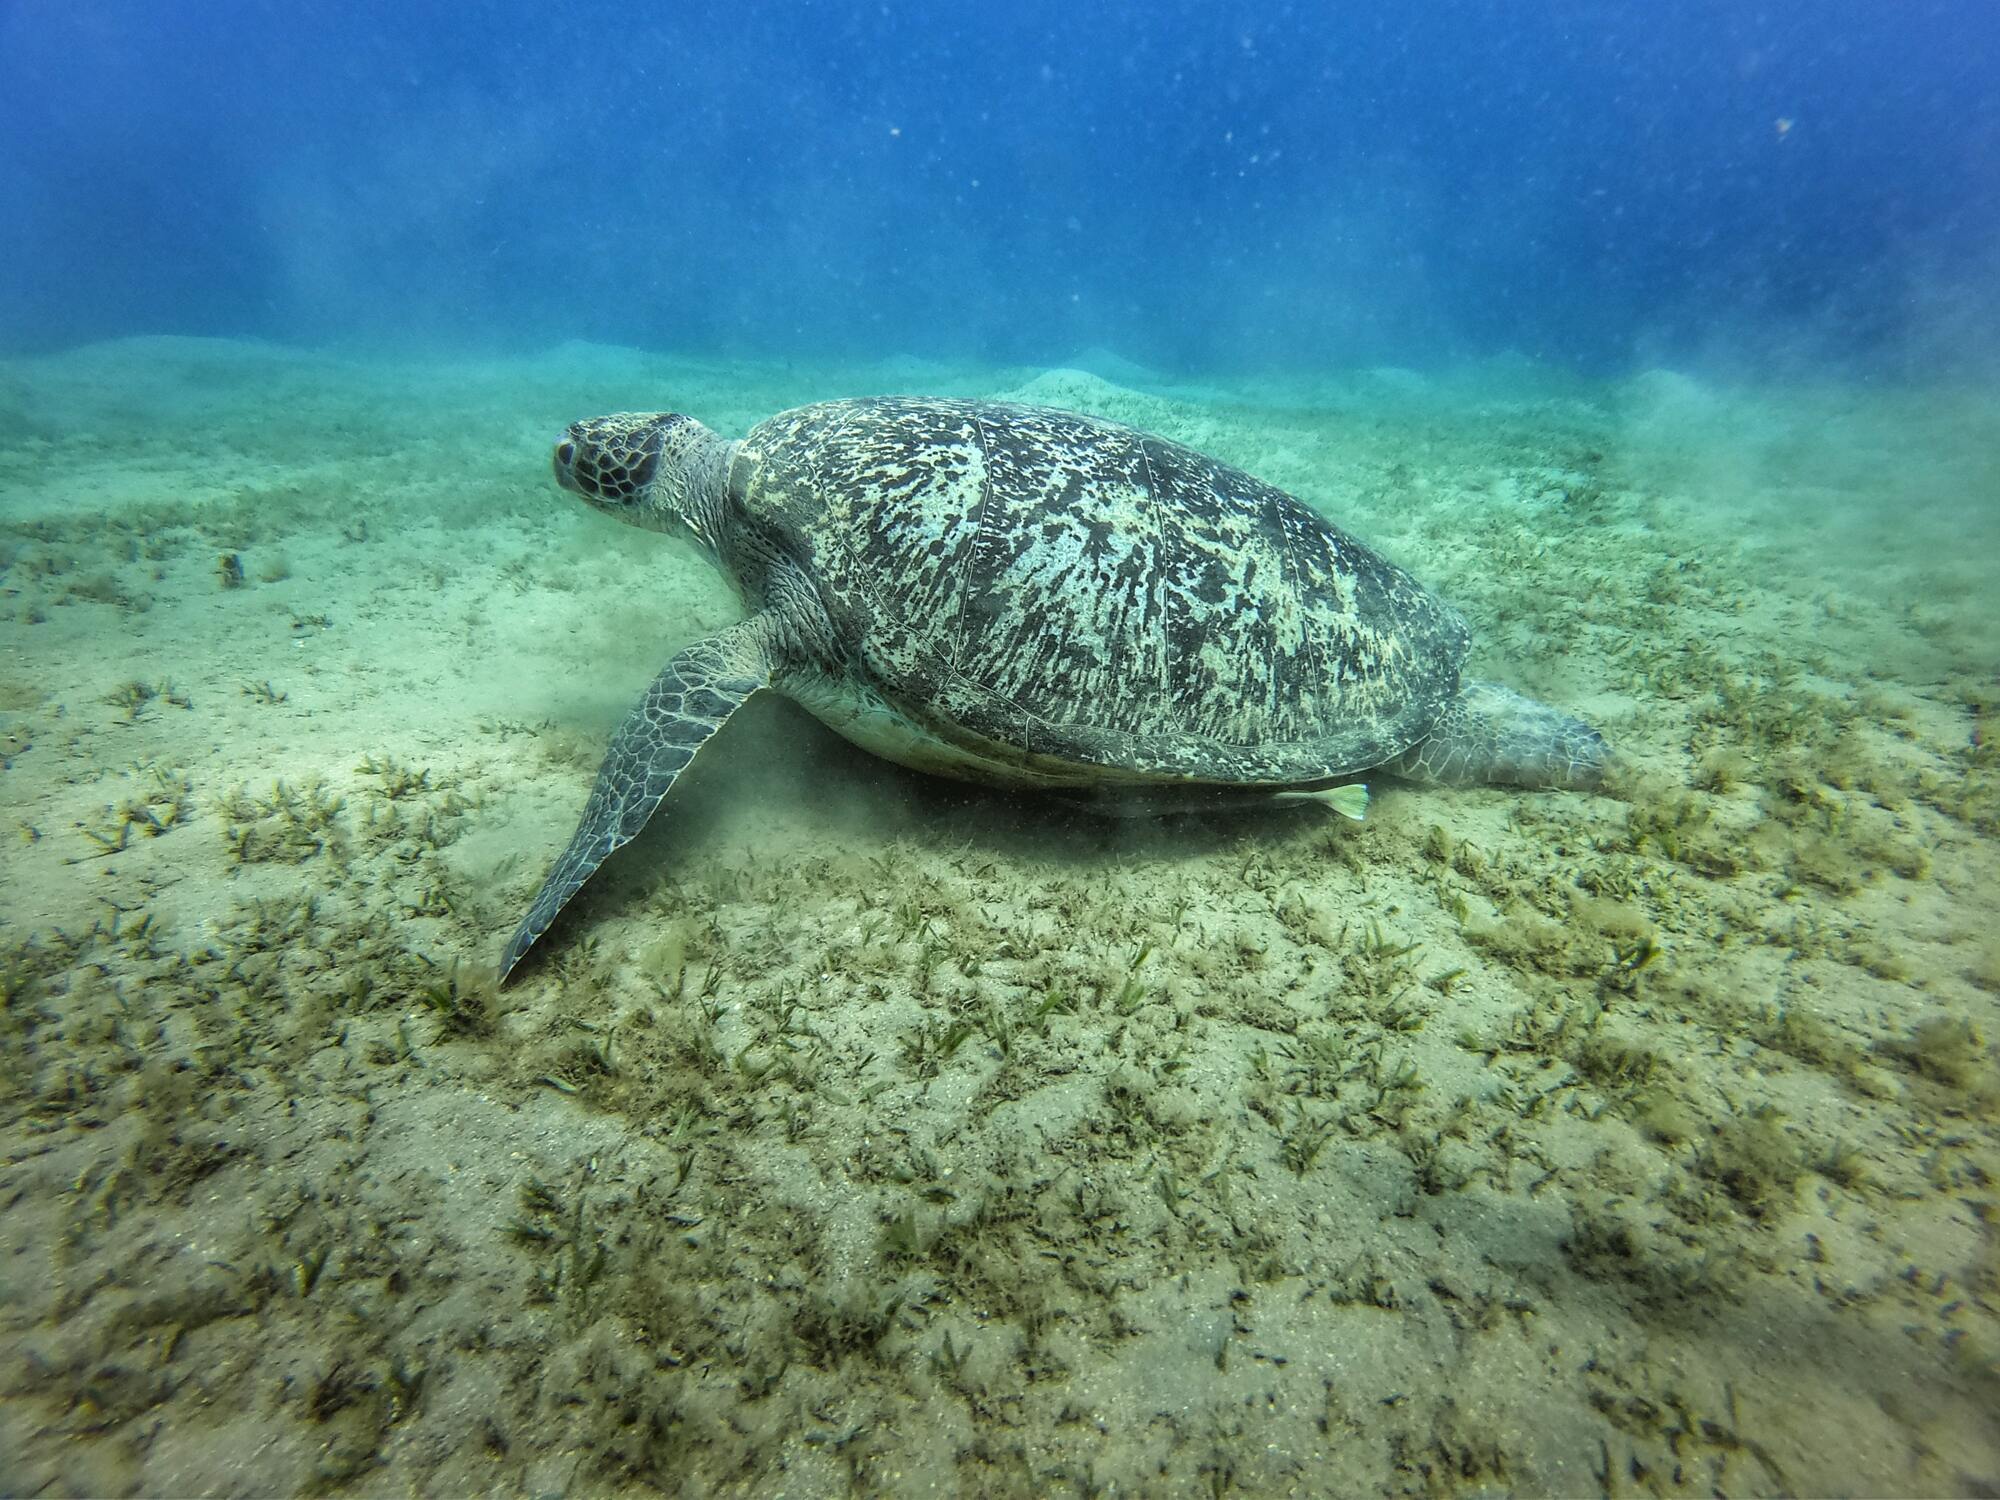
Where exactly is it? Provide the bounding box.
[555,440,576,466]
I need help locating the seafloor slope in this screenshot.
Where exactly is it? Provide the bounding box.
[0,338,1994,1495]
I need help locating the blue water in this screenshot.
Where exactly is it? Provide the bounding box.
[2,0,1994,373]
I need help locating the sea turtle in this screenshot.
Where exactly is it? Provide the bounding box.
[498,398,1607,980]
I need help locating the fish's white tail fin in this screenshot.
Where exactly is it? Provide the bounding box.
[1272,783,1369,821]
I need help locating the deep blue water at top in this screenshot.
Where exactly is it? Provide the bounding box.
[0,0,1994,376]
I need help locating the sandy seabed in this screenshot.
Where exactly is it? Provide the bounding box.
[0,336,1995,1496]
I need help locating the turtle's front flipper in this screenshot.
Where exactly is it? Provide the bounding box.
[500,616,777,981]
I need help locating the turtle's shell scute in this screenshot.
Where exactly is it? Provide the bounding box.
[736,398,1469,784]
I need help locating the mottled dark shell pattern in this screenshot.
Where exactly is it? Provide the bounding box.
[732,398,1470,784]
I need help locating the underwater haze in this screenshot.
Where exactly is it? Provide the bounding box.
[3,0,1998,371]
[3,2,2000,1497]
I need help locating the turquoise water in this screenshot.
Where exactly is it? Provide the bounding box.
[2,5,1998,1496]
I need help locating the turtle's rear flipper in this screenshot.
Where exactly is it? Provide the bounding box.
[499,616,776,982]
[1388,680,1608,791]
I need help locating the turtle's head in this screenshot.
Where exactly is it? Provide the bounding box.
[552,411,729,552]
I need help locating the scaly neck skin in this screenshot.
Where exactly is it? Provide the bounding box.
[661,434,740,560]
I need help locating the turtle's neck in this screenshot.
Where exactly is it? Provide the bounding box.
[665,432,738,560]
